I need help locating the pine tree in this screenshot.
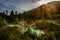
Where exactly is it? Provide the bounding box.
[10,10,14,16]
[10,10,14,22]
[6,10,8,15]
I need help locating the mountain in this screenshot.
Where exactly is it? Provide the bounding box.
[26,1,60,20]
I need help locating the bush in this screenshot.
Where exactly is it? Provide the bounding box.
[0,17,7,27]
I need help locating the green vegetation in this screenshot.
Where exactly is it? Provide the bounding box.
[0,1,60,39]
[0,17,7,27]
[0,23,60,40]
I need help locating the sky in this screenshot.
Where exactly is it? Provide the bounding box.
[0,0,60,12]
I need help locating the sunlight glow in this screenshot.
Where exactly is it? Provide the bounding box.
[37,0,54,5]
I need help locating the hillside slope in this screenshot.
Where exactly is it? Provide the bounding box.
[26,1,60,20]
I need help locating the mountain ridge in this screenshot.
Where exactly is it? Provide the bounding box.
[25,1,60,19]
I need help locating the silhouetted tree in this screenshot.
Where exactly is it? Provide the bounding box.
[10,10,14,16]
[15,11,18,16]
[6,10,8,15]
[10,10,14,22]
[18,13,21,21]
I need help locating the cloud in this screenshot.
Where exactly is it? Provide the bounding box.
[0,0,41,12]
[0,0,60,12]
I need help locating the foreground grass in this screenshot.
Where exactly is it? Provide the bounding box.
[0,20,60,40]
[0,26,60,40]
